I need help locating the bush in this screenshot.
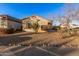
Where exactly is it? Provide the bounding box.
[16,29,22,32]
[52,26,60,31]
[5,28,15,34]
[0,28,6,34]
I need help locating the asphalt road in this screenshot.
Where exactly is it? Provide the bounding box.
[0,46,58,56]
[0,45,79,56]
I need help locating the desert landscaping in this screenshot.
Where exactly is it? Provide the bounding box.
[0,15,79,56]
[0,29,79,56]
[0,3,79,56]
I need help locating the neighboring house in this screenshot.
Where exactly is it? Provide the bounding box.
[60,23,79,29]
[22,16,52,32]
[60,17,79,29]
[60,23,70,28]
[0,15,21,31]
[70,24,79,28]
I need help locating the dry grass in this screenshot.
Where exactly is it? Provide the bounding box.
[0,30,79,48]
[19,31,78,47]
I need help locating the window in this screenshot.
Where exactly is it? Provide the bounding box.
[27,22,32,28]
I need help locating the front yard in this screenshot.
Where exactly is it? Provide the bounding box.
[0,31,79,56]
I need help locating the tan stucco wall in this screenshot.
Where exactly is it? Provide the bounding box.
[0,19,8,29]
[22,16,52,32]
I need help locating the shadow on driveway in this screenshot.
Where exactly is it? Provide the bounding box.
[0,34,32,46]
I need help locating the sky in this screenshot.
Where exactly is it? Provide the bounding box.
[0,3,64,19]
[0,3,79,25]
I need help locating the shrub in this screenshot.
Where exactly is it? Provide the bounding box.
[0,28,6,34]
[5,28,15,34]
[52,26,60,31]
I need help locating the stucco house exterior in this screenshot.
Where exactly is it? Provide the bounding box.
[60,20,79,29]
[22,16,52,32]
[0,15,21,33]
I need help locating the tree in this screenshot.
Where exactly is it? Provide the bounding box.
[48,4,79,35]
[32,20,40,33]
[60,4,79,35]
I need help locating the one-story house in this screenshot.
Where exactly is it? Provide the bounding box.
[22,16,52,32]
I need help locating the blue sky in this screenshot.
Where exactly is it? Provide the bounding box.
[0,3,64,19]
[0,3,79,25]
